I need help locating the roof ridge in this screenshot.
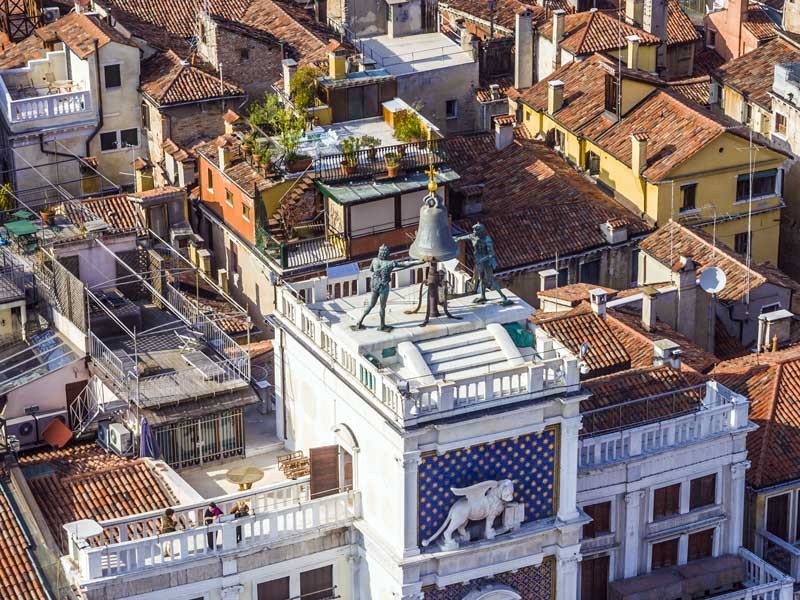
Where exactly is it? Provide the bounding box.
[752,361,784,488]
[574,10,595,54]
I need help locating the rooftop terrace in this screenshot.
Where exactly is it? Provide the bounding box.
[358,32,475,75]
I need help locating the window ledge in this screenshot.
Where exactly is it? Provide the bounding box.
[678,208,700,216]
[734,194,778,205]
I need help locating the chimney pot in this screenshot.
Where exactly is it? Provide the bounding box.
[282,58,298,97]
[552,10,566,70]
[653,339,681,369]
[515,8,534,89]
[548,79,565,114]
[631,133,647,175]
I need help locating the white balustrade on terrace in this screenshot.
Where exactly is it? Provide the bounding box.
[713,548,794,600]
[755,529,800,586]
[578,381,751,470]
[275,285,580,426]
[67,479,360,583]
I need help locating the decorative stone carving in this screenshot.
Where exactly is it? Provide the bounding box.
[421,479,516,550]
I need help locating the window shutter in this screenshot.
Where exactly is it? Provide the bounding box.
[257,577,290,600]
[310,445,340,499]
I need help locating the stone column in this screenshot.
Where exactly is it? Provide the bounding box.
[403,452,421,556]
[623,491,644,578]
[728,461,751,553]
[556,544,581,600]
[558,417,582,521]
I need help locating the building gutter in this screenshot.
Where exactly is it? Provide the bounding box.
[85,40,104,158]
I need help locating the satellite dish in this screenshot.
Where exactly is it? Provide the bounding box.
[699,266,727,295]
[580,341,590,359]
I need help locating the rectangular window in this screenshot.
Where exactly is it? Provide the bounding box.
[300,565,334,600]
[230,240,239,273]
[653,483,681,520]
[580,259,600,285]
[242,203,250,221]
[225,189,234,207]
[554,129,565,150]
[240,47,250,62]
[737,169,778,201]
[207,168,214,192]
[689,473,717,510]
[734,231,749,255]
[580,555,609,600]
[446,99,458,119]
[359,365,375,391]
[604,73,619,114]
[630,248,640,286]
[120,128,139,148]
[583,501,612,538]
[100,131,117,151]
[257,576,290,600]
[744,103,753,125]
[767,493,790,540]
[557,267,569,286]
[708,30,716,47]
[586,150,600,175]
[776,112,788,136]
[104,64,121,89]
[141,103,150,130]
[688,528,715,561]
[680,183,697,212]
[651,538,679,570]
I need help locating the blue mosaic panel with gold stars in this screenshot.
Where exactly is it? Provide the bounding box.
[418,428,558,544]
[423,559,555,600]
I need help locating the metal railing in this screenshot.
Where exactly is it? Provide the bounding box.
[255,226,346,271]
[314,138,447,183]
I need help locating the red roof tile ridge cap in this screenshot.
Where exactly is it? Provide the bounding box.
[752,361,784,488]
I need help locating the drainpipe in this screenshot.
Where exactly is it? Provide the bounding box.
[38,134,73,160]
[85,40,104,159]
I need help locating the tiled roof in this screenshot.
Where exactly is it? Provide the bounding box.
[743,4,779,41]
[715,38,800,109]
[0,34,46,69]
[39,12,134,59]
[141,51,245,106]
[532,303,632,377]
[65,194,144,234]
[539,10,660,55]
[439,0,574,32]
[664,0,702,46]
[639,221,800,304]
[715,317,749,360]
[241,0,330,63]
[668,78,712,105]
[446,131,652,271]
[581,365,707,433]
[0,477,48,600]
[19,443,177,548]
[712,345,800,488]
[476,79,513,102]
[538,283,617,305]
[195,136,281,197]
[99,0,250,39]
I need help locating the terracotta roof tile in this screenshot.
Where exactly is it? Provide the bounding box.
[98,0,249,39]
[141,51,244,106]
[476,79,513,102]
[539,9,660,55]
[664,0,702,45]
[19,443,177,548]
[715,38,800,109]
[241,0,331,64]
[0,34,46,69]
[538,283,617,305]
[743,4,779,41]
[194,136,283,197]
[712,345,800,488]
[639,221,800,304]
[446,131,652,271]
[440,0,573,32]
[65,194,144,234]
[0,478,48,600]
[40,12,134,59]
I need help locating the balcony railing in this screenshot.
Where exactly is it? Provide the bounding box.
[255,226,346,271]
[67,480,360,582]
[314,138,447,183]
[274,284,581,426]
[579,381,750,469]
[714,548,794,600]
[755,529,800,584]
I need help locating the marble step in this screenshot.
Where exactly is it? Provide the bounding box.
[429,349,508,376]
[421,339,500,365]
[415,330,495,355]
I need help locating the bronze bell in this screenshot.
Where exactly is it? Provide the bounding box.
[409,192,458,261]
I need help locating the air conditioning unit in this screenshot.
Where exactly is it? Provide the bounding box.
[107,422,132,455]
[5,409,68,449]
[40,6,59,23]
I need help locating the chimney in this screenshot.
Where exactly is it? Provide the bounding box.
[548,80,564,114]
[642,0,667,69]
[631,133,647,175]
[515,8,534,89]
[589,288,608,318]
[653,339,681,369]
[626,35,640,70]
[676,256,697,342]
[552,10,566,70]
[495,117,514,150]
[216,136,233,172]
[641,286,658,332]
[625,0,643,26]
[327,40,347,80]
[539,268,559,291]
[282,58,297,97]
[759,309,794,351]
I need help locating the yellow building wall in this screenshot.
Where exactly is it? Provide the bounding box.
[606,45,658,73]
[620,79,658,114]
[260,180,295,219]
[585,140,654,217]
[722,86,744,122]
[700,209,781,264]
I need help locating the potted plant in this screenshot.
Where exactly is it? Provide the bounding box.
[40,205,54,226]
[394,110,426,143]
[384,153,400,177]
[360,135,381,161]
[241,132,257,161]
[289,66,322,126]
[286,151,312,172]
[341,136,361,175]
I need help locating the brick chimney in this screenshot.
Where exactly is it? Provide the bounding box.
[642,0,667,69]
[589,288,608,318]
[216,135,234,172]
[515,8,534,89]
[631,133,647,175]
[552,9,566,70]
[547,80,564,114]
[282,58,297,97]
[626,35,640,70]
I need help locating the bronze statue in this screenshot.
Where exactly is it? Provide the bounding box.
[355,245,421,331]
[455,223,511,305]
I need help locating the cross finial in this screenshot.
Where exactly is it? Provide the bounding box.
[426,163,438,193]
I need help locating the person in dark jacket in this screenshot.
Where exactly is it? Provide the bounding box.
[204,502,223,549]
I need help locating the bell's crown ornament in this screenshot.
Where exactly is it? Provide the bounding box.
[409,166,458,261]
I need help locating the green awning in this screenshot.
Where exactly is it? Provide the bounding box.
[317,168,460,205]
[5,219,38,236]
[11,210,32,219]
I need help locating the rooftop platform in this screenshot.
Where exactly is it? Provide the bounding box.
[359,32,475,75]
